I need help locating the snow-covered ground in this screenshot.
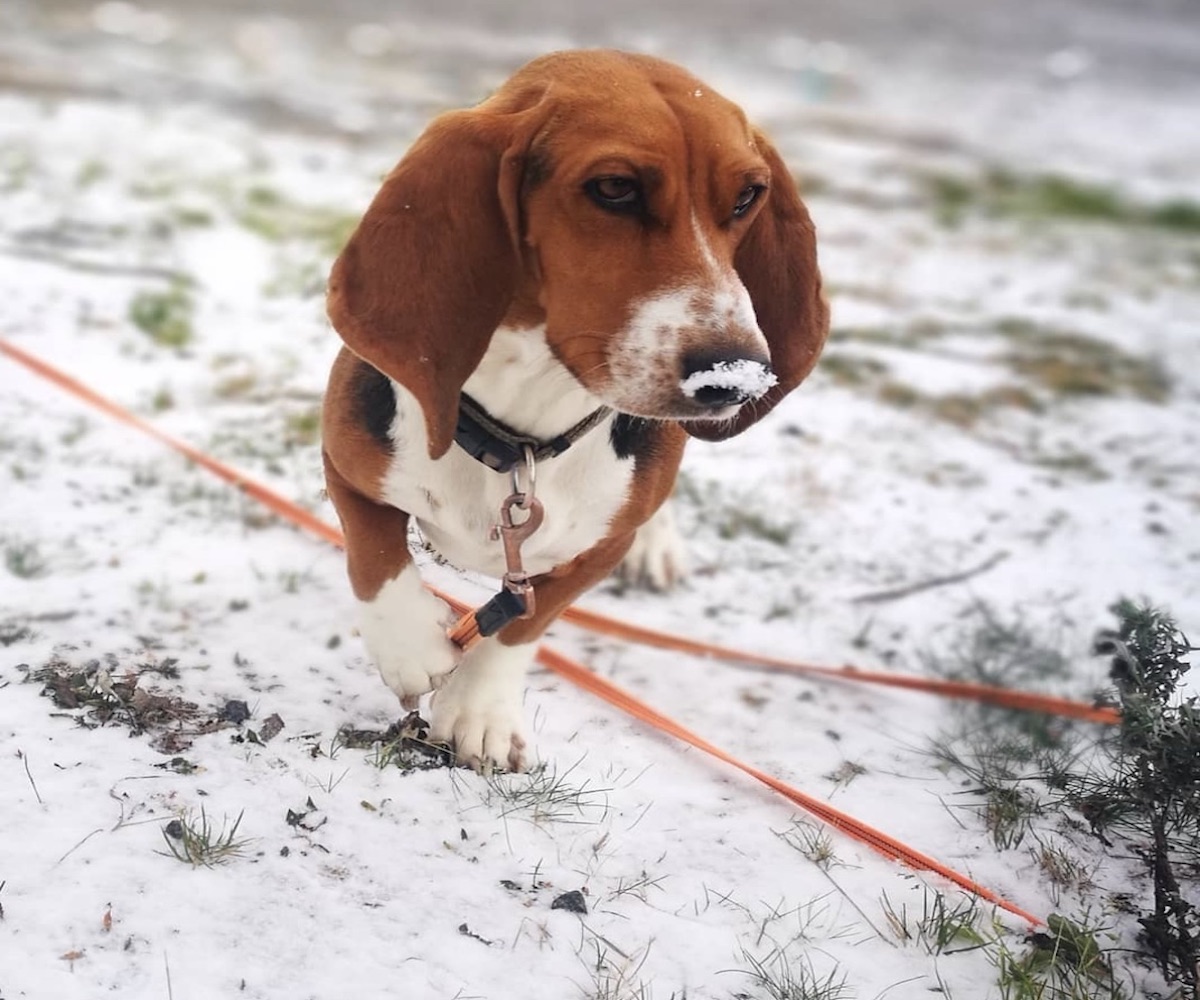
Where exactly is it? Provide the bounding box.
[2,3,1198,998]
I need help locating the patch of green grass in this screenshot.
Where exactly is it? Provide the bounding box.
[478,759,611,826]
[775,818,840,870]
[817,351,889,387]
[129,177,180,200]
[992,914,1127,1000]
[876,380,923,409]
[930,385,1044,427]
[715,507,795,545]
[129,280,195,348]
[922,167,1200,233]
[5,540,48,579]
[823,353,1042,429]
[212,370,259,400]
[75,159,109,189]
[284,406,322,447]
[150,386,175,412]
[829,319,948,348]
[880,887,992,955]
[579,938,653,1000]
[1035,843,1096,906]
[1010,173,1129,224]
[0,147,34,192]
[826,319,1169,430]
[1030,449,1109,483]
[1148,198,1200,231]
[922,604,1086,847]
[927,172,976,226]
[728,948,850,1000]
[170,206,215,229]
[995,322,1171,402]
[159,807,252,867]
[232,183,358,256]
[263,258,327,298]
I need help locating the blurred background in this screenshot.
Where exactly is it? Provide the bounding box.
[3,0,1198,189]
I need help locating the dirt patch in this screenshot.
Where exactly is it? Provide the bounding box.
[334,712,452,772]
[26,651,242,754]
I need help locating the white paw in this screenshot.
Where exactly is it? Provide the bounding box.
[616,502,688,591]
[430,640,534,772]
[358,565,460,708]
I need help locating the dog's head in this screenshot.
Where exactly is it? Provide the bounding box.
[328,50,828,457]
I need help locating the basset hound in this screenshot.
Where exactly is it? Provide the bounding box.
[322,49,828,771]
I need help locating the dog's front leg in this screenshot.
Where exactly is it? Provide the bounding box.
[324,454,460,708]
[427,638,537,773]
[431,531,637,772]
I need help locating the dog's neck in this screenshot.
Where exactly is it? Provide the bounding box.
[461,325,607,442]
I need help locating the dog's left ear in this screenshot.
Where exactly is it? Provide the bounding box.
[686,129,829,442]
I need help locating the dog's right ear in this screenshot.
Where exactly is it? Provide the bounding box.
[328,101,546,459]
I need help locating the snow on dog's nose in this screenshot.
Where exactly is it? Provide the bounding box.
[679,355,777,410]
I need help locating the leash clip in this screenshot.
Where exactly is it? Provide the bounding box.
[449,453,545,648]
[493,492,545,619]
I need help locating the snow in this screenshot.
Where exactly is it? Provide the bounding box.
[2,5,1199,998]
[679,359,778,400]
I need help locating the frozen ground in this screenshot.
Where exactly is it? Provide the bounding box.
[1,3,1198,998]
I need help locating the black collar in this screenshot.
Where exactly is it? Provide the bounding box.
[454,393,612,473]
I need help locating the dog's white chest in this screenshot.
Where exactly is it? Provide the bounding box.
[377,329,635,579]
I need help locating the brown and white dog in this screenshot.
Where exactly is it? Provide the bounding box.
[322,50,828,771]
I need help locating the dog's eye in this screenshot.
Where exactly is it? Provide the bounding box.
[585,176,642,213]
[732,184,765,218]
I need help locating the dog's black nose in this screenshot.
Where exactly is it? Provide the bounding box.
[680,352,776,409]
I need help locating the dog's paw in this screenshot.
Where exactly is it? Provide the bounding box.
[357,566,460,706]
[375,639,460,711]
[432,700,527,773]
[616,503,688,591]
[429,641,533,773]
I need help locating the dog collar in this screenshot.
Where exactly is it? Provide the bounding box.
[454,393,612,473]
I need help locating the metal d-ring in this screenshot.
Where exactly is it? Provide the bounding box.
[510,443,537,508]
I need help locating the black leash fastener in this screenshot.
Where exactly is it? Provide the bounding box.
[462,493,545,639]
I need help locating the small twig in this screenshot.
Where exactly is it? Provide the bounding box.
[815,865,894,946]
[19,749,43,805]
[55,828,105,867]
[164,951,174,1000]
[850,551,1009,605]
[55,781,168,867]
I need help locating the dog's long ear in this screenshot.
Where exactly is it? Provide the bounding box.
[328,102,544,459]
[686,129,829,442]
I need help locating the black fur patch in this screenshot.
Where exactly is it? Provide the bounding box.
[522,144,554,193]
[352,359,395,449]
[609,414,654,461]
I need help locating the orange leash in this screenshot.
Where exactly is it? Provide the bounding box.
[6,337,1078,925]
[553,607,1121,725]
[0,339,345,550]
[535,645,1043,926]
